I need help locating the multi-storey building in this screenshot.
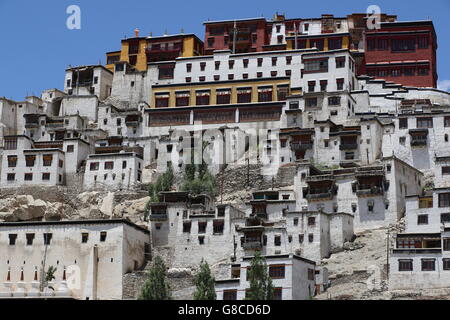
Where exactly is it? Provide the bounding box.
[389,188,450,290]
[215,254,320,300]
[0,219,150,300]
[365,21,437,88]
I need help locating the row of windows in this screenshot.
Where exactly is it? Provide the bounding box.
[7,155,63,168]
[307,78,346,93]
[398,258,450,272]
[399,117,450,129]
[367,37,430,52]
[368,66,430,78]
[8,232,108,246]
[90,161,128,171]
[154,87,288,108]
[92,172,142,183]
[6,172,62,182]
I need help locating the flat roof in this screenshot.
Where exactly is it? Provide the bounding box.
[0,219,149,234]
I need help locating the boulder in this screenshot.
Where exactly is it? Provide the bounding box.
[16,195,34,206]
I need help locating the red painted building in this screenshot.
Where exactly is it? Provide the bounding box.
[203,18,269,54]
[364,21,438,88]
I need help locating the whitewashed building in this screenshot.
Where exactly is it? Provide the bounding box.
[0,219,150,300]
[215,254,320,300]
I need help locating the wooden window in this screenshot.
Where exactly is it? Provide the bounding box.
[399,118,408,129]
[418,37,429,49]
[200,62,206,71]
[443,259,450,271]
[242,73,248,79]
[43,233,52,245]
[155,94,170,108]
[443,238,450,251]
[90,162,99,171]
[274,235,281,246]
[257,58,263,67]
[305,97,318,108]
[7,173,15,181]
[258,87,273,102]
[439,193,450,208]
[417,215,428,225]
[183,221,192,233]
[216,90,231,105]
[158,65,174,80]
[43,154,53,167]
[243,59,249,68]
[328,96,341,106]
[215,61,220,70]
[257,72,263,78]
[273,288,282,300]
[223,290,237,300]
[320,80,328,91]
[24,173,33,181]
[9,234,17,245]
[269,265,285,279]
[421,259,436,271]
[228,74,234,80]
[286,56,292,65]
[308,234,314,242]
[59,160,64,168]
[7,156,17,168]
[392,38,416,52]
[213,220,224,234]
[26,233,35,246]
[237,88,252,103]
[100,232,107,242]
[185,77,191,82]
[175,92,190,107]
[299,234,304,243]
[228,60,235,69]
[198,221,207,234]
[42,173,50,181]
[442,167,450,176]
[67,145,74,153]
[81,233,89,243]
[271,71,277,77]
[25,155,36,167]
[335,56,345,68]
[417,117,433,129]
[336,78,344,90]
[272,57,277,66]
[104,161,114,170]
[399,259,413,271]
[308,217,316,226]
[199,76,205,82]
[378,39,388,50]
[196,91,210,106]
[186,64,192,72]
[328,37,342,50]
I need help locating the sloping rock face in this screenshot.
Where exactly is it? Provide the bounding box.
[0,190,150,225]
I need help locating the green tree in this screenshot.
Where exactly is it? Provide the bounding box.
[245,251,274,300]
[193,259,216,300]
[181,141,217,196]
[144,164,174,219]
[138,256,171,300]
[45,266,57,283]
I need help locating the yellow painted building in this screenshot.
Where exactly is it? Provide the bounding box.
[286,34,350,51]
[151,78,292,108]
[105,32,204,73]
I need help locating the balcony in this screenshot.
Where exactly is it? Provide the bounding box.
[150,213,168,221]
[392,248,441,255]
[291,142,313,151]
[411,138,428,147]
[306,191,333,201]
[45,121,65,129]
[25,122,40,129]
[243,241,263,250]
[340,144,358,151]
[356,186,384,197]
[306,175,335,183]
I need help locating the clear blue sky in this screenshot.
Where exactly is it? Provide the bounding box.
[0,0,449,100]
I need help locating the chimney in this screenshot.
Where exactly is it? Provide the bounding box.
[134,28,140,37]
